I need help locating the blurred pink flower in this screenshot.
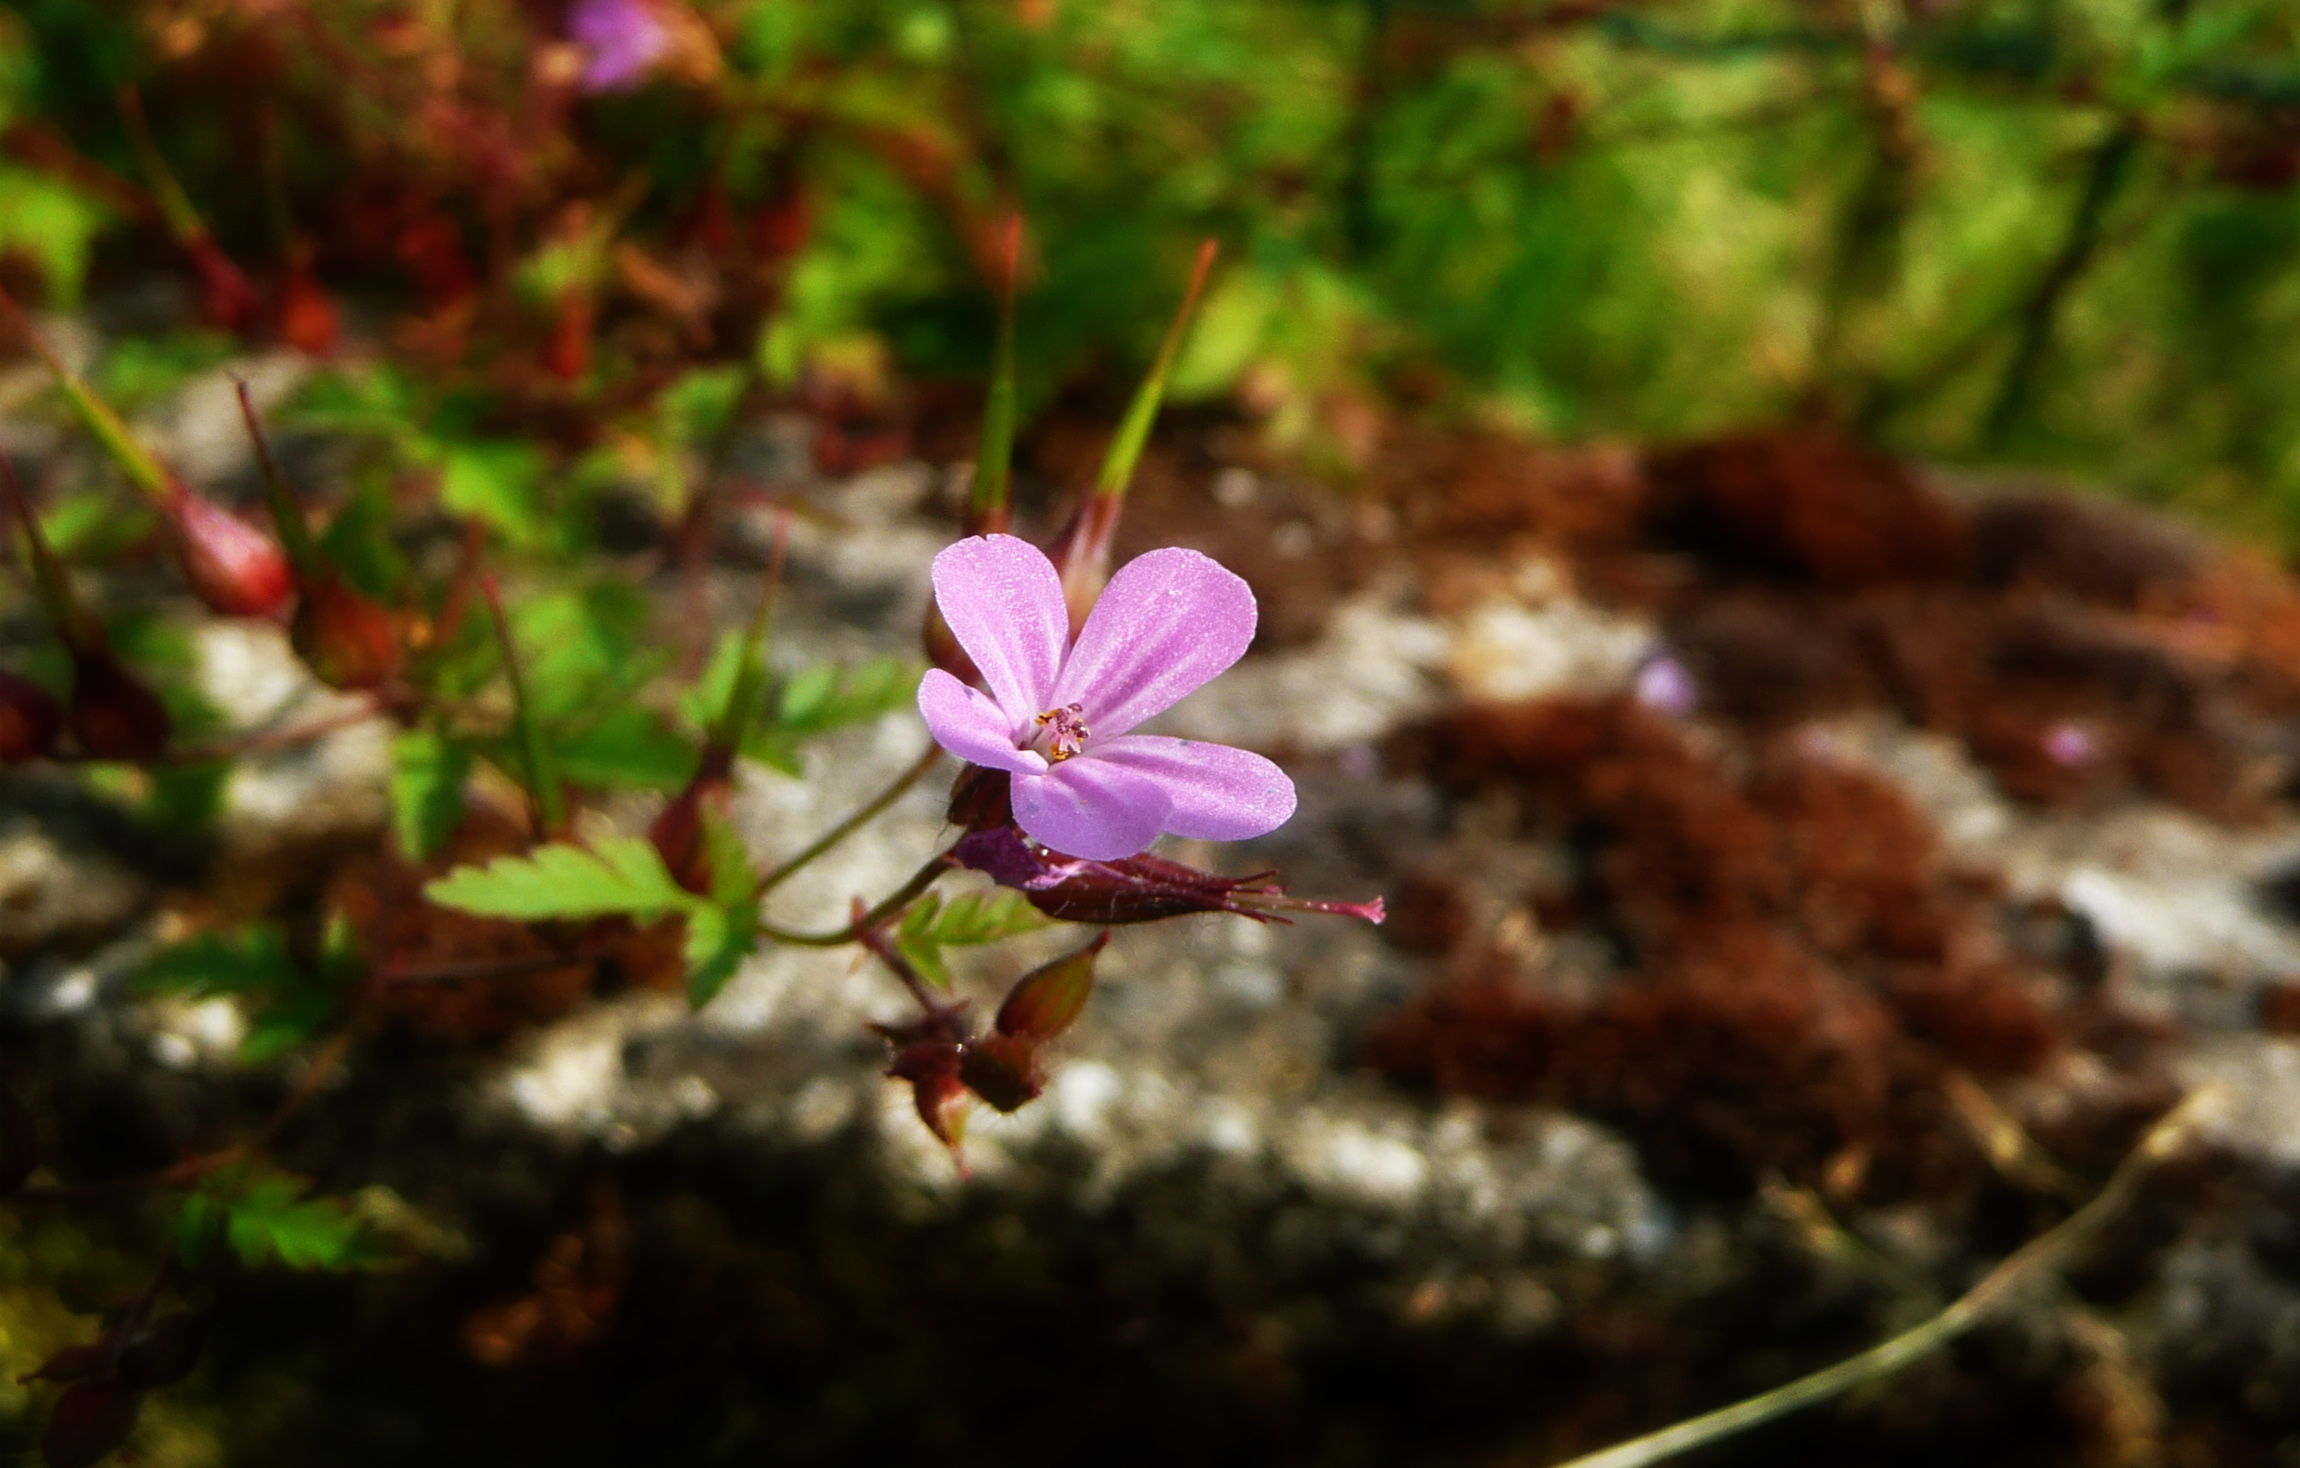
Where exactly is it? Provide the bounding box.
[2043,722,2097,768]
[568,0,670,93]
[1633,651,1697,717]
[918,534,1296,861]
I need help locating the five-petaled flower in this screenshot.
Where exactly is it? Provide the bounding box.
[568,0,670,93]
[918,534,1296,862]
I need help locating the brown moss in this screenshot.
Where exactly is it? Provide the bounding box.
[1644,428,1969,589]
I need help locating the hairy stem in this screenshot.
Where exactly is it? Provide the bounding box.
[755,744,943,899]
[1543,1088,2220,1468]
[758,848,956,947]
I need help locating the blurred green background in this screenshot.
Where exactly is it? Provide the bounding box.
[3,0,2299,538]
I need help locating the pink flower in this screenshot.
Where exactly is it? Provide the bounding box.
[919,534,1296,861]
[568,0,670,93]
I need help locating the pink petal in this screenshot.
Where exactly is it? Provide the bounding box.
[1012,757,1172,862]
[918,669,1048,776]
[1051,548,1256,738]
[931,535,1067,727]
[1090,736,1297,842]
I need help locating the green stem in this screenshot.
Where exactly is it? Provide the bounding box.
[712,509,791,754]
[1091,237,1218,504]
[1543,1089,2219,1468]
[234,379,324,577]
[969,214,1023,535]
[1,453,96,652]
[117,85,208,248]
[0,288,178,504]
[755,744,943,899]
[758,849,955,947]
[480,573,566,835]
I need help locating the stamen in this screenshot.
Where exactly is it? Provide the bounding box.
[1033,702,1090,762]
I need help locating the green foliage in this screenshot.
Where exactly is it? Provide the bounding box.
[683,645,922,776]
[177,1164,389,1272]
[424,835,689,921]
[135,921,355,1060]
[390,730,470,860]
[425,833,758,1007]
[894,887,1050,992]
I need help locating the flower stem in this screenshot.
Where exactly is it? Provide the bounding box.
[759,848,955,947]
[754,743,943,900]
[969,214,1024,536]
[234,378,325,577]
[480,573,566,836]
[1543,1088,2221,1468]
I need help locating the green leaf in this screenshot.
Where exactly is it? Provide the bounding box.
[513,583,660,721]
[774,655,918,734]
[440,440,549,548]
[391,730,470,859]
[137,927,297,999]
[182,1165,388,1272]
[894,889,1050,991]
[682,899,758,1010]
[552,707,697,792]
[697,811,758,911]
[317,475,409,600]
[424,836,689,922]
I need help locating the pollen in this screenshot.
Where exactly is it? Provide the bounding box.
[1034,703,1090,762]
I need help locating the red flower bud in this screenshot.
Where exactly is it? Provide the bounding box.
[958,1033,1042,1113]
[887,1041,970,1155]
[995,930,1107,1041]
[188,235,263,335]
[163,489,292,618]
[0,669,62,763]
[953,828,1385,927]
[648,748,735,895]
[290,576,401,690]
[278,257,341,356]
[68,648,171,761]
[42,1378,139,1468]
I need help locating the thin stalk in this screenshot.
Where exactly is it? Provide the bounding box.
[0,286,176,502]
[480,573,566,834]
[968,214,1024,535]
[1543,1089,2220,1468]
[1091,237,1218,504]
[116,86,208,247]
[712,508,792,754]
[234,379,324,576]
[755,743,943,899]
[1,453,96,651]
[758,849,955,947]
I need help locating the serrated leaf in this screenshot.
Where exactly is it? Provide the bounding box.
[552,707,697,791]
[182,1164,388,1273]
[390,730,470,859]
[424,836,691,922]
[772,655,918,737]
[682,897,758,1010]
[893,889,1049,992]
[697,811,757,911]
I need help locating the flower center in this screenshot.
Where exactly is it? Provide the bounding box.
[1033,703,1090,763]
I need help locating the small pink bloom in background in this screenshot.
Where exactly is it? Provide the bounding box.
[919,534,1296,861]
[1633,651,1697,717]
[2043,721,2097,768]
[568,0,670,93]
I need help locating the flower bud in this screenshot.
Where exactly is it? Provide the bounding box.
[0,669,62,764]
[953,827,1384,927]
[957,1033,1042,1113]
[163,489,292,618]
[648,747,734,895]
[995,930,1107,1041]
[68,648,171,761]
[887,1041,970,1154]
[290,576,401,690]
[945,765,1014,834]
[278,257,342,357]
